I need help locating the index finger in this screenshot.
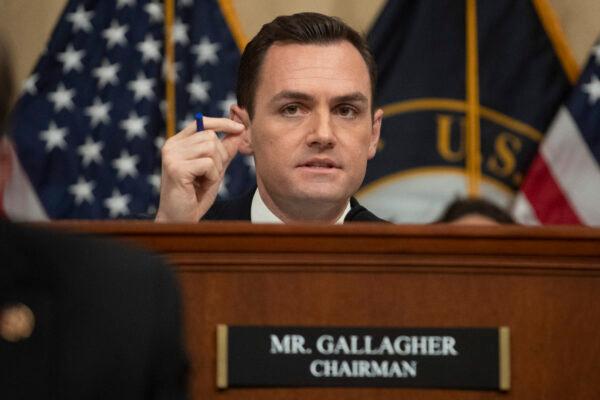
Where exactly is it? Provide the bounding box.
[201,116,245,134]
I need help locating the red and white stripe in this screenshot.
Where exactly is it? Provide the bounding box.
[512,106,600,225]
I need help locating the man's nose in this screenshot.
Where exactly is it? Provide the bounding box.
[306,110,336,149]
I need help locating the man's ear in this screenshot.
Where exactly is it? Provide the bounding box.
[368,108,383,159]
[230,105,253,155]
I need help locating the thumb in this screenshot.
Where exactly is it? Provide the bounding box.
[222,134,243,167]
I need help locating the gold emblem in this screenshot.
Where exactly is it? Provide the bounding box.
[0,303,35,342]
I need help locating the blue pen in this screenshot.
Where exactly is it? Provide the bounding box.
[195,112,204,132]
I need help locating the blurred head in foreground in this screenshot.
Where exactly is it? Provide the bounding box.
[1,38,188,397]
[436,198,515,226]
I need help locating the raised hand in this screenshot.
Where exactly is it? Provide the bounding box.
[155,117,245,222]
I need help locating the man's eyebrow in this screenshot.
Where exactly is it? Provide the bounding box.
[270,91,369,105]
[270,91,314,103]
[333,92,369,104]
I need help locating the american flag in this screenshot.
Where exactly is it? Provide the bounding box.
[4,0,255,220]
[513,37,600,225]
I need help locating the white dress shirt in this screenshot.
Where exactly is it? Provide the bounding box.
[250,189,351,224]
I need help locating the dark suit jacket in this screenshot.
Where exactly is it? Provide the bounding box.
[0,220,188,400]
[203,189,386,222]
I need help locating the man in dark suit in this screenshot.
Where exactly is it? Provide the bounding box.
[155,13,385,224]
[0,40,188,399]
[0,223,189,399]
[202,188,383,222]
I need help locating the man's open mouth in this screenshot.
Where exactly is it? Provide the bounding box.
[299,158,340,169]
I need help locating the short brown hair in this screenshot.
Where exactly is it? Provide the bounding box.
[236,12,377,117]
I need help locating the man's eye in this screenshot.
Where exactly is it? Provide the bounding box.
[281,104,302,116]
[337,105,358,118]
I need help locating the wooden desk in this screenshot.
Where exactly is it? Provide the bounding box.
[49,222,600,399]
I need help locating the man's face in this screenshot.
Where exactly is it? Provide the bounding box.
[239,41,382,210]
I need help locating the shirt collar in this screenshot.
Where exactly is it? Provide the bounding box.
[250,189,351,224]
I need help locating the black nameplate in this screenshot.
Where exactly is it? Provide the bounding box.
[217,326,510,391]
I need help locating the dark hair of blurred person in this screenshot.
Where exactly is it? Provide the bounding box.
[436,197,515,225]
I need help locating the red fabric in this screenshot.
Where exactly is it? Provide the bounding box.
[520,154,582,224]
